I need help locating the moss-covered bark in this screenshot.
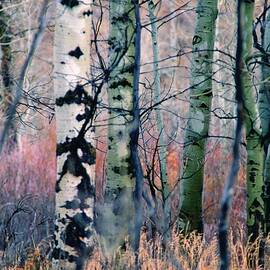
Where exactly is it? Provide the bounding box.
[97,0,136,256]
[240,1,264,240]
[52,1,96,269]
[179,0,218,232]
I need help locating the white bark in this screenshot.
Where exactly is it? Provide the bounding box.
[52,1,96,269]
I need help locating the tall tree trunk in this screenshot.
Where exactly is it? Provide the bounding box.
[147,0,170,238]
[0,4,16,148]
[131,0,143,259]
[97,0,136,257]
[52,1,96,269]
[219,1,244,267]
[241,1,264,240]
[203,0,239,241]
[264,145,270,232]
[260,7,270,234]
[179,0,218,232]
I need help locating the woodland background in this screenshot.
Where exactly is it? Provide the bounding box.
[0,0,269,269]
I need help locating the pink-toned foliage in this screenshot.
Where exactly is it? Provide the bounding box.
[0,122,56,201]
[0,122,56,266]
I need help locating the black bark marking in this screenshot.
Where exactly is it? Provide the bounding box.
[83,10,93,16]
[64,213,93,248]
[56,136,96,195]
[113,94,123,101]
[110,78,132,89]
[248,197,264,241]
[121,63,135,74]
[55,137,95,268]
[55,213,94,269]
[76,114,85,122]
[112,166,120,174]
[60,0,79,8]
[57,137,96,163]
[63,199,81,209]
[111,12,132,25]
[56,84,93,106]
[124,155,136,176]
[118,130,123,140]
[192,35,202,45]
[76,107,91,122]
[1,45,12,88]
[112,165,132,176]
[68,46,84,59]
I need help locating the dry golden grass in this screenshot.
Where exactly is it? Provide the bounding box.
[5,230,270,270]
[85,230,270,270]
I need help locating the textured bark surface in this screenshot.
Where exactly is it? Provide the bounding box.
[96,0,136,256]
[52,1,96,269]
[179,0,218,232]
[0,5,16,147]
[260,8,270,234]
[265,145,270,233]
[241,1,265,240]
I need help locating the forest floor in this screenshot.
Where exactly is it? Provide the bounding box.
[1,230,270,270]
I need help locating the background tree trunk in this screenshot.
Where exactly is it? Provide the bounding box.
[52,1,96,269]
[97,0,136,257]
[203,0,240,241]
[179,0,218,232]
[260,7,270,235]
[0,5,16,148]
[241,1,265,240]
[147,0,170,239]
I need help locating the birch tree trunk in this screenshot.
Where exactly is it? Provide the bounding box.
[179,0,218,232]
[97,0,136,256]
[241,1,264,239]
[52,1,96,269]
[260,8,270,234]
